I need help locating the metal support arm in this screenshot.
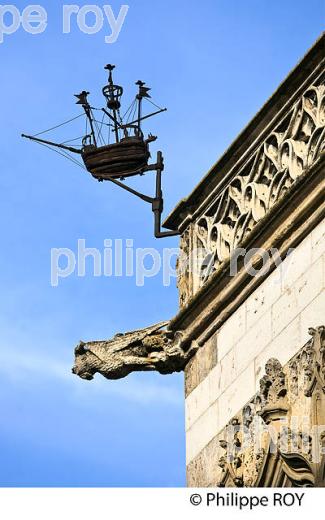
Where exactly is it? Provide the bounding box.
[108,151,180,239]
[152,152,180,238]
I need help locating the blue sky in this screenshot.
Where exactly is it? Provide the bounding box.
[0,0,323,486]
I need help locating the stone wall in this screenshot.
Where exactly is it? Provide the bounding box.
[163,37,325,486]
[185,218,325,479]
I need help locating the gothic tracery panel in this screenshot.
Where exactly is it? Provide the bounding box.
[178,77,325,306]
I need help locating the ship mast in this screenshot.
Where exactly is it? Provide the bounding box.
[75,91,97,147]
[136,80,151,136]
[102,64,123,143]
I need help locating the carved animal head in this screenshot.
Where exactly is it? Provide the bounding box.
[72,322,174,380]
[72,323,197,381]
[72,342,102,380]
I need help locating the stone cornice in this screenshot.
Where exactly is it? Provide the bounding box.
[166,34,325,343]
[164,34,324,232]
[170,155,324,346]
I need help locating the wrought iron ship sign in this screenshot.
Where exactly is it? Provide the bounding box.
[22,64,179,238]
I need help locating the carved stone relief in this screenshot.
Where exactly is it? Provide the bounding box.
[178,77,325,306]
[216,326,325,487]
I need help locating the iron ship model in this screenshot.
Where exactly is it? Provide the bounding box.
[22,64,179,238]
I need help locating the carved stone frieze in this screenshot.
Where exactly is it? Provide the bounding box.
[302,326,325,397]
[178,77,325,306]
[257,358,289,424]
[176,226,193,308]
[216,326,325,487]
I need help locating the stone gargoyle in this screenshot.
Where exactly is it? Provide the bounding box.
[72,321,198,380]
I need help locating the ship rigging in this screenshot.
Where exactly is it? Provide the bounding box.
[22,64,179,238]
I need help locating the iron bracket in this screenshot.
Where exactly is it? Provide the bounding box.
[108,151,180,238]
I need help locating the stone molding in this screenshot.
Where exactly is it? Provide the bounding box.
[171,156,324,347]
[167,38,325,357]
[177,72,325,311]
[164,35,325,233]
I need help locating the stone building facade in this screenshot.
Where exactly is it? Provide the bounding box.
[163,34,325,486]
[73,35,325,486]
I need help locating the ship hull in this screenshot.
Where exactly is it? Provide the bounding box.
[81,137,150,180]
